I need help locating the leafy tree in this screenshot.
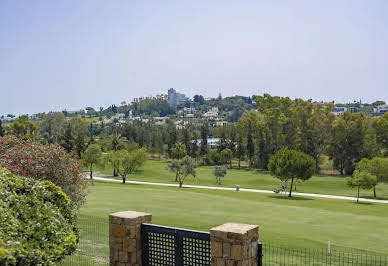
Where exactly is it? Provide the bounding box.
[172,142,186,160]
[292,101,335,172]
[235,134,245,168]
[190,130,200,159]
[71,118,89,157]
[356,157,388,198]
[221,148,233,168]
[193,95,205,105]
[110,133,127,151]
[213,165,227,184]
[0,168,77,265]
[61,121,74,152]
[85,107,97,117]
[255,94,295,169]
[200,123,208,163]
[268,148,315,197]
[151,130,164,159]
[0,135,87,209]
[106,150,121,177]
[82,144,102,179]
[118,148,148,183]
[39,112,66,144]
[168,156,197,187]
[182,127,192,156]
[372,100,386,106]
[0,120,4,137]
[246,120,254,168]
[7,115,38,139]
[209,149,221,165]
[347,171,377,203]
[328,113,378,175]
[130,97,175,116]
[376,112,388,153]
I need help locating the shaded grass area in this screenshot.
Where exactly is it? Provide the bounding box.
[58,216,109,266]
[78,181,388,256]
[95,159,388,200]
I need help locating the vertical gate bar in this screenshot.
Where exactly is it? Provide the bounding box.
[175,229,183,265]
[257,242,263,266]
[141,225,149,266]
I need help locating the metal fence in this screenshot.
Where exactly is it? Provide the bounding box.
[262,243,388,266]
[58,215,387,266]
[58,215,109,266]
[141,223,211,266]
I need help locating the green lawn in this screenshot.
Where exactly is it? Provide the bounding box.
[80,181,388,256]
[95,159,388,200]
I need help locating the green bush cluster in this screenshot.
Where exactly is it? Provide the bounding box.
[0,168,78,265]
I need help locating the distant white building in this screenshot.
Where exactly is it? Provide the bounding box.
[332,107,348,116]
[215,121,228,127]
[203,107,219,118]
[153,117,169,125]
[98,113,125,124]
[194,138,220,149]
[374,105,388,116]
[64,110,84,116]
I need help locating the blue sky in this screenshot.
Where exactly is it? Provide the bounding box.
[1,0,387,115]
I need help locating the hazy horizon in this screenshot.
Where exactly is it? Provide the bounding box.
[1,0,387,115]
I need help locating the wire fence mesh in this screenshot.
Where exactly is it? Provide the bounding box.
[58,215,109,266]
[58,215,387,266]
[262,243,388,266]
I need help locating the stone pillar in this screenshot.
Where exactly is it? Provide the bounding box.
[109,211,152,266]
[210,223,259,266]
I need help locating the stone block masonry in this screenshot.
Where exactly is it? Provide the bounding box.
[210,223,259,266]
[109,211,152,266]
[109,211,259,266]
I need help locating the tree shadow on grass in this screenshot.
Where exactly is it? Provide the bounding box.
[269,195,314,201]
[351,201,373,206]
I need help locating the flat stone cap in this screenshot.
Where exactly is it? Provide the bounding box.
[109,211,152,225]
[110,211,151,219]
[210,223,258,242]
[211,223,258,234]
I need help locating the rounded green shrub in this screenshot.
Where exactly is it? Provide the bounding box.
[0,168,78,265]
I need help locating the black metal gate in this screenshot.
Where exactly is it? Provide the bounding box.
[141,223,211,266]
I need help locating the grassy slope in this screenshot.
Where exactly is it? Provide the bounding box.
[95,159,388,200]
[80,181,388,256]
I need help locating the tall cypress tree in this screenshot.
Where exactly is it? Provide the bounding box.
[246,121,255,168]
[236,134,245,168]
[61,122,73,152]
[0,120,4,137]
[200,123,208,163]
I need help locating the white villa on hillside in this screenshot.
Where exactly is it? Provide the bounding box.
[203,107,219,118]
[374,105,388,116]
[332,107,348,116]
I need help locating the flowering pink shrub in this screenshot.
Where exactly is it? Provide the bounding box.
[0,135,87,208]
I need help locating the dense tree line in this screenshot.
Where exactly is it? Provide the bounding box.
[3,94,388,177]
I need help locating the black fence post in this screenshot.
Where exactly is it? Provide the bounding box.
[258,242,263,266]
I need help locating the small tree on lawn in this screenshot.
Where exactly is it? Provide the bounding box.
[356,157,388,198]
[347,171,377,203]
[172,142,186,160]
[107,150,121,177]
[168,155,196,187]
[213,165,227,185]
[82,144,102,179]
[268,148,315,197]
[221,148,233,168]
[118,148,148,183]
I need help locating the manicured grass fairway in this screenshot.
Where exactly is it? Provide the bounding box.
[80,181,388,256]
[95,159,388,200]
